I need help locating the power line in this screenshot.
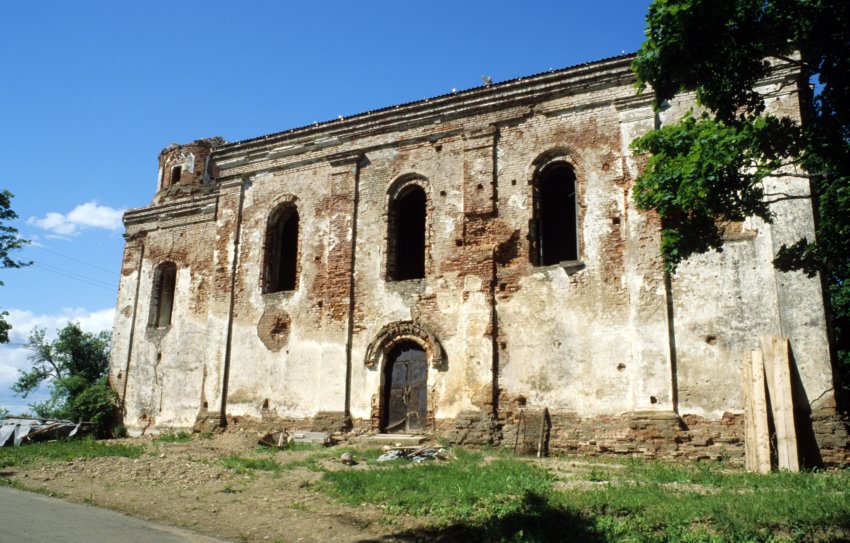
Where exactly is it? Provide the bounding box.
[31,245,119,276]
[32,262,116,291]
[36,262,115,290]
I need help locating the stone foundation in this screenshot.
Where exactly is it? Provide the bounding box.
[500,410,746,463]
[435,411,499,446]
[188,406,850,467]
[811,409,850,467]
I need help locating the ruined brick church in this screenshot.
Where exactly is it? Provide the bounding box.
[108,54,847,463]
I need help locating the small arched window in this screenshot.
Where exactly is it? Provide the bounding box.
[169,166,182,187]
[533,163,578,265]
[150,262,177,327]
[264,204,299,293]
[387,184,426,281]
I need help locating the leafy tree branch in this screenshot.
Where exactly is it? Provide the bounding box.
[0,190,31,343]
[632,0,850,398]
[13,323,117,436]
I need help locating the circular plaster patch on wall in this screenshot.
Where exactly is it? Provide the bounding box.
[257,305,291,352]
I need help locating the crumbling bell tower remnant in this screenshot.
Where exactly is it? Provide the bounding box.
[154,137,224,204]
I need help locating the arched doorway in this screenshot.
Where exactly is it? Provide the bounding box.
[381,341,427,432]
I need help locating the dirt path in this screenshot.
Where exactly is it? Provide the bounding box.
[2,430,433,543]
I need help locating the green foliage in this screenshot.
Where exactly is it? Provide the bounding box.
[0,436,143,468]
[12,322,117,437]
[632,113,803,270]
[635,1,801,120]
[0,190,30,343]
[632,0,850,398]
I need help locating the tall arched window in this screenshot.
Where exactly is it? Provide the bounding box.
[387,185,426,281]
[264,204,299,293]
[150,262,177,327]
[533,163,578,265]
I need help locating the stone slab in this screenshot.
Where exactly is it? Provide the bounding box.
[369,434,427,446]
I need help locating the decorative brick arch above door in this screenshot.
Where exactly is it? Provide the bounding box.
[364,320,446,371]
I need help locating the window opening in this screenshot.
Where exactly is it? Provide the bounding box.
[381,341,427,432]
[150,262,177,327]
[388,186,426,281]
[535,163,578,265]
[265,206,299,293]
[169,166,182,186]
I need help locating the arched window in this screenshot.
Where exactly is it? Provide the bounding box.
[169,166,182,186]
[387,184,426,281]
[533,163,578,265]
[150,262,177,327]
[264,204,299,293]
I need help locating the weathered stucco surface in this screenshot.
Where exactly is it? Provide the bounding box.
[109,54,846,464]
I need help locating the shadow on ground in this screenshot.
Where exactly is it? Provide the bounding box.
[355,492,604,543]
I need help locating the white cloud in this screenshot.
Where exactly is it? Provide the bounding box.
[0,345,37,411]
[0,307,115,415]
[28,201,124,236]
[5,307,115,344]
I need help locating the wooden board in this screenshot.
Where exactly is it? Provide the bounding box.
[761,335,800,472]
[743,350,771,473]
[514,409,550,456]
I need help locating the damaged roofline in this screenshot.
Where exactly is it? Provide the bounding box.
[213,53,638,158]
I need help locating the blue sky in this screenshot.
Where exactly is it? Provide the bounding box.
[0,1,652,413]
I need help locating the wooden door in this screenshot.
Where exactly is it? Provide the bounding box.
[382,343,427,432]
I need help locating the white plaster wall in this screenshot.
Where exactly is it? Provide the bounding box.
[122,256,211,432]
[223,167,349,420]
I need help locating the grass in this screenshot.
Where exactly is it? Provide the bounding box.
[153,431,193,443]
[558,460,850,542]
[220,443,371,474]
[221,454,281,473]
[318,450,850,543]
[0,437,144,468]
[278,446,385,471]
[322,449,553,519]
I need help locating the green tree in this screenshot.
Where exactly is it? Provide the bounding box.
[13,322,117,436]
[631,0,850,397]
[0,190,31,343]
